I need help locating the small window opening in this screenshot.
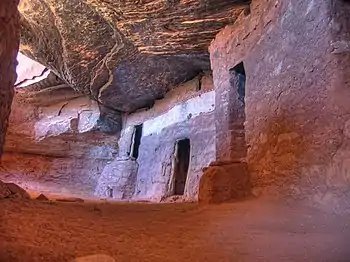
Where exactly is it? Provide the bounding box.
[130,124,143,159]
[173,138,191,195]
[196,71,204,91]
[197,77,202,91]
[230,62,246,106]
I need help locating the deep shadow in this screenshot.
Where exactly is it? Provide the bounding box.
[174,139,191,195]
[131,124,143,159]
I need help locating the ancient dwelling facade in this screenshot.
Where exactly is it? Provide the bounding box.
[94,0,350,209]
[95,73,216,201]
[1,59,216,201]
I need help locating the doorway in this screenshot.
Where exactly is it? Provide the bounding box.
[130,124,143,159]
[228,62,247,159]
[173,138,191,195]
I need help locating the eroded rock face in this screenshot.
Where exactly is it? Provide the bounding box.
[0,180,11,199]
[210,0,350,211]
[199,162,250,204]
[18,0,249,113]
[0,86,119,197]
[0,1,20,155]
[0,180,30,199]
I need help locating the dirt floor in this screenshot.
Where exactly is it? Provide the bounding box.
[1,197,350,262]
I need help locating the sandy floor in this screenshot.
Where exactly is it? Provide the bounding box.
[1,198,349,262]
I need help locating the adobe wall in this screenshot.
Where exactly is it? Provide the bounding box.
[210,0,350,211]
[95,73,216,201]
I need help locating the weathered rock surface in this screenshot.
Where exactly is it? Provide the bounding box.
[36,193,49,201]
[55,197,84,203]
[95,158,138,199]
[5,182,31,199]
[0,72,119,197]
[18,0,249,113]
[74,254,115,262]
[199,162,250,204]
[5,94,117,158]
[0,180,12,199]
[0,1,20,155]
[0,180,30,199]
[210,0,350,211]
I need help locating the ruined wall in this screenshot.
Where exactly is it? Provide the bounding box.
[96,74,216,201]
[210,0,350,211]
[0,91,118,197]
[0,1,20,155]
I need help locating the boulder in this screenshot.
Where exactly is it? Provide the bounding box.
[5,183,31,199]
[0,180,12,199]
[36,194,49,201]
[199,162,250,204]
[0,181,30,200]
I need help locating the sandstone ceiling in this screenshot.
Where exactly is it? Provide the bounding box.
[18,0,250,113]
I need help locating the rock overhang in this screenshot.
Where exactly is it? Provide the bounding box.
[17,0,251,113]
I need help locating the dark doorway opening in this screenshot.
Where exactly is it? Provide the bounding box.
[130,124,143,159]
[230,62,246,106]
[228,62,247,159]
[173,138,191,195]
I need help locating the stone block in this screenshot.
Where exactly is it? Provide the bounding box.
[198,162,250,204]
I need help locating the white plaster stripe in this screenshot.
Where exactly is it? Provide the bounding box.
[142,91,215,136]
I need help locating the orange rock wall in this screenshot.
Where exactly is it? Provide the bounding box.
[0,1,20,156]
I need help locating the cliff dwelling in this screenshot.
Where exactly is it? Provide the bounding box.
[1,0,350,261]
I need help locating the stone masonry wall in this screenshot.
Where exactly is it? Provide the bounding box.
[134,110,216,201]
[95,73,216,201]
[0,1,20,156]
[210,0,350,212]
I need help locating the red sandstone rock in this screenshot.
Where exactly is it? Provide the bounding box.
[74,254,115,262]
[36,194,49,201]
[55,197,85,203]
[0,180,12,199]
[199,162,250,204]
[0,180,30,199]
[18,0,248,114]
[5,182,30,199]
[0,1,20,155]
